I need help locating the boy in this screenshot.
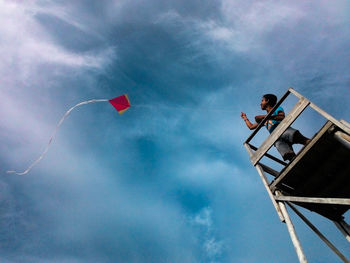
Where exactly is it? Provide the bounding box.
[241,94,310,161]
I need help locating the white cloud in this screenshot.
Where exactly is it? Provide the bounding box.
[192,207,213,228]
[207,24,234,42]
[222,1,304,32]
[202,1,305,52]
[153,1,306,53]
[204,237,224,259]
[0,1,114,74]
[190,207,225,262]
[0,0,116,98]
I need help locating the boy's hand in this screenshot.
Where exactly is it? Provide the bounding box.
[241,112,248,120]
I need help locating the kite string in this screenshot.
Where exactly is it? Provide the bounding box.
[132,104,236,113]
[7,99,109,175]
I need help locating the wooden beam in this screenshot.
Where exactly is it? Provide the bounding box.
[288,87,303,99]
[278,199,308,263]
[251,97,310,166]
[340,119,350,129]
[255,164,285,222]
[243,143,254,158]
[275,196,350,205]
[334,131,350,150]
[259,163,280,177]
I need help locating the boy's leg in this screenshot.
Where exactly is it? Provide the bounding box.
[275,139,295,161]
[275,127,298,161]
[293,130,311,145]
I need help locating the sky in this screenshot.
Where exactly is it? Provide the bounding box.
[0,0,350,262]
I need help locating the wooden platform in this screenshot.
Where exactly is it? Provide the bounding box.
[269,121,350,221]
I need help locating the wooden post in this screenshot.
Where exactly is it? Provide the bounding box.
[278,200,308,263]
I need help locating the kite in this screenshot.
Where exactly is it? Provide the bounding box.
[7,94,130,175]
[109,94,131,114]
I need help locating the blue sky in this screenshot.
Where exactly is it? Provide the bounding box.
[0,0,350,262]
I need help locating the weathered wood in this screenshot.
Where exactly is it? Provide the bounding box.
[278,199,308,263]
[334,131,350,150]
[243,143,253,158]
[288,87,303,99]
[340,119,350,129]
[256,165,285,222]
[251,97,310,166]
[288,203,350,263]
[275,196,350,205]
[259,163,280,177]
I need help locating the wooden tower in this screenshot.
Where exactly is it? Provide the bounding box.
[244,88,350,263]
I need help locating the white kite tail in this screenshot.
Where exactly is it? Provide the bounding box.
[7,99,109,175]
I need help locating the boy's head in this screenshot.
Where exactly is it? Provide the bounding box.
[261,94,277,110]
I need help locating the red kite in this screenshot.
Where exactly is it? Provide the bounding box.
[109,94,131,114]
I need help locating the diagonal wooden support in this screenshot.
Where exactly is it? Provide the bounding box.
[259,162,280,177]
[288,203,350,263]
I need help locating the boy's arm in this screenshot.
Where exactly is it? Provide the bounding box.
[255,115,266,123]
[255,111,285,123]
[241,112,258,130]
[273,111,285,121]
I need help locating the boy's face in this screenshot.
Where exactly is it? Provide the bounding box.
[260,97,269,110]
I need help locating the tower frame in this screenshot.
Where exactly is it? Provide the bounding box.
[244,88,350,263]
